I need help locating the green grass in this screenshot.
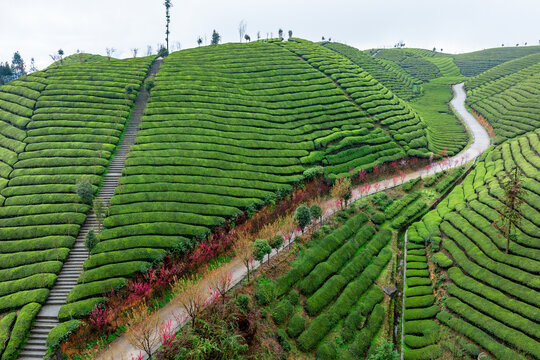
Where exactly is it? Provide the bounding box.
[408,77,468,156]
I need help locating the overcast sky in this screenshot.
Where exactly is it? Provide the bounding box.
[2,0,539,70]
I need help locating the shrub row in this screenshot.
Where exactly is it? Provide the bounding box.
[296,247,392,351]
[384,192,421,219]
[275,213,367,297]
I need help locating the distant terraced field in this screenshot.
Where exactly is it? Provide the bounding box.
[466,53,540,143]
[322,42,423,100]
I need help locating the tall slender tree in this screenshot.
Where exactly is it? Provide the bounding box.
[238,20,247,42]
[211,30,221,45]
[164,0,173,52]
[11,52,26,77]
[497,167,526,253]
[58,49,64,64]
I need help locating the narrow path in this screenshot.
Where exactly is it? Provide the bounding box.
[95,82,491,360]
[17,59,162,360]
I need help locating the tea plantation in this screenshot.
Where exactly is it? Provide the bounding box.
[0,56,154,359]
[0,37,539,360]
[406,131,540,359]
[61,39,434,321]
[269,213,392,359]
[466,52,540,143]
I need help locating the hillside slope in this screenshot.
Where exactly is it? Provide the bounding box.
[61,39,433,318]
[465,55,540,143]
[406,131,540,359]
[452,45,540,76]
[322,42,423,100]
[0,56,153,359]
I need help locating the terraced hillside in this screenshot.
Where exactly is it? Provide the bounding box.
[452,46,540,76]
[270,213,392,359]
[322,42,423,100]
[60,39,434,320]
[408,78,468,156]
[0,73,45,198]
[405,131,540,359]
[0,56,153,359]
[280,39,430,157]
[373,49,442,82]
[465,54,540,144]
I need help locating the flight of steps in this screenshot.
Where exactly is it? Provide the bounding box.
[17,59,162,360]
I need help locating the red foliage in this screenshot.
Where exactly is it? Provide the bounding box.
[130,351,144,360]
[358,168,367,181]
[89,304,110,331]
[159,319,176,347]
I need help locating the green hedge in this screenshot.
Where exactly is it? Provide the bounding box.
[1,302,41,360]
[0,273,57,297]
[437,311,525,360]
[385,192,421,220]
[67,278,127,303]
[77,261,151,284]
[58,297,107,321]
[403,305,439,321]
[447,284,540,339]
[286,313,305,338]
[0,313,16,357]
[432,252,452,268]
[297,248,391,351]
[342,286,384,342]
[342,304,385,359]
[46,320,81,351]
[444,297,540,357]
[404,319,439,348]
[83,248,167,270]
[448,267,540,322]
[405,295,435,308]
[403,344,441,360]
[298,225,374,296]
[0,261,63,283]
[305,230,390,316]
[275,214,366,297]
[271,298,293,325]
[0,289,49,312]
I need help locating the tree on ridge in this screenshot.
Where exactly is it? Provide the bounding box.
[164,0,173,52]
[211,30,221,45]
[497,167,526,253]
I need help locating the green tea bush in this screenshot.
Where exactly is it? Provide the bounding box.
[255,277,275,306]
[432,252,452,268]
[0,289,49,312]
[1,302,41,360]
[372,212,385,225]
[344,304,385,359]
[437,312,525,360]
[67,278,126,303]
[271,298,293,325]
[286,313,305,338]
[276,329,290,352]
[316,341,338,360]
[46,320,81,350]
[236,294,250,311]
[58,297,107,321]
[0,312,16,356]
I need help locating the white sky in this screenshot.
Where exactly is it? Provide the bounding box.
[2,0,539,70]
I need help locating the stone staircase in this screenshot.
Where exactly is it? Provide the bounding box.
[17,59,162,360]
